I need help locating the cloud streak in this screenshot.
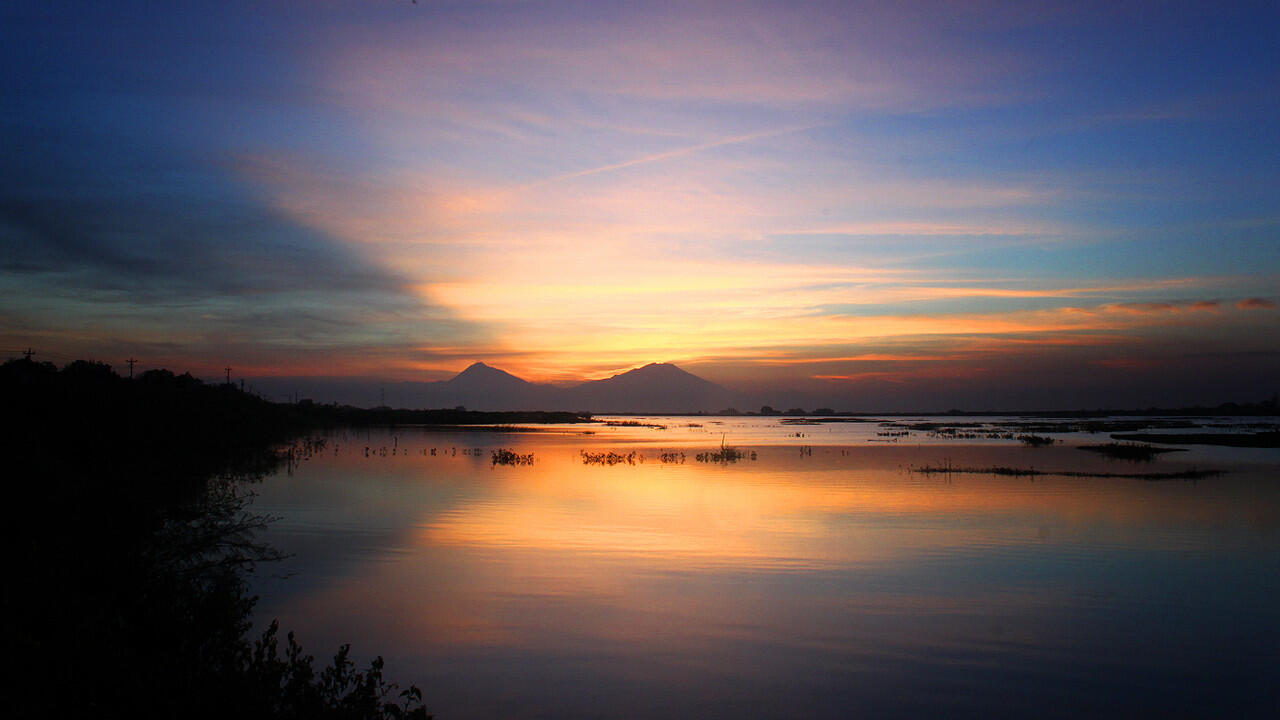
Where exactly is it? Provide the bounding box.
[526,124,826,186]
[1237,298,1276,310]
[4,0,1279,407]
[0,119,486,376]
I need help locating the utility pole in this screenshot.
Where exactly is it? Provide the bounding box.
[126,357,137,379]
[22,348,34,361]
[225,366,232,385]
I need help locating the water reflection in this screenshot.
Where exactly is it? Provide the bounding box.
[251,428,1280,718]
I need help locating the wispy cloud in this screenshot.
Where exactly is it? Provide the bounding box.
[6,0,1279,405]
[526,125,824,187]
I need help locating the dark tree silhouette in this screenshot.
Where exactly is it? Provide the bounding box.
[4,357,430,719]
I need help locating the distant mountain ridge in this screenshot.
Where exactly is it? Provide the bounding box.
[422,362,736,413]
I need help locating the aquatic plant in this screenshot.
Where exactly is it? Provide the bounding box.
[695,435,755,463]
[696,446,744,462]
[580,450,639,465]
[1018,434,1056,447]
[491,448,534,465]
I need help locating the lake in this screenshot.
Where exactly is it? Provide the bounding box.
[249,416,1280,718]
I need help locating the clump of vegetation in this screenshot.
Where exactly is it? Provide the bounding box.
[659,451,687,463]
[696,446,744,462]
[885,421,1018,440]
[1078,443,1183,461]
[491,448,534,465]
[3,357,432,719]
[1018,434,1056,447]
[580,450,639,465]
[1110,431,1280,448]
[916,464,1045,477]
[695,436,756,463]
[911,464,1221,481]
[605,420,667,429]
[247,623,430,719]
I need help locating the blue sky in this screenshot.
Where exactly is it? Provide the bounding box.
[3,0,1278,408]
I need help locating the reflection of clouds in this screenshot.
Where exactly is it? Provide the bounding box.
[256,439,1280,668]
[418,445,1246,568]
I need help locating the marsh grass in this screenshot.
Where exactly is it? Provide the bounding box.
[580,450,639,465]
[491,448,534,466]
[696,446,746,462]
[1078,442,1184,461]
[695,436,756,463]
[912,464,1221,481]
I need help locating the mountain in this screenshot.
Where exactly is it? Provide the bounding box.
[559,363,735,413]
[445,362,530,395]
[421,362,736,413]
[422,361,555,410]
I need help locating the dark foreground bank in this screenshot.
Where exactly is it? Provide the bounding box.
[4,358,433,719]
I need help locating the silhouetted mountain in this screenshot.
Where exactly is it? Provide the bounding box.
[560,363,735,413]
[447,361,531,393]
[418,361,736,413]
[422,361,555,410]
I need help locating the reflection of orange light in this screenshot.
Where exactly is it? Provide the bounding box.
[275,440,1266,655]
[412,444,1224,562]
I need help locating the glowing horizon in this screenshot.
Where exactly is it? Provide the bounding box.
[3,1,1278,409]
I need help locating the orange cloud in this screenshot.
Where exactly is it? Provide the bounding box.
[1237,297,1277,310]
[1108,302,1179,314]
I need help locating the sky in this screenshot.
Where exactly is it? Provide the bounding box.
[2,0,1278,410]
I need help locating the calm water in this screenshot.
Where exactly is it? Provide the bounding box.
[249,417,1280,718]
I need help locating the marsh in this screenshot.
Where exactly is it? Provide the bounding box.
[249,417,1280,718]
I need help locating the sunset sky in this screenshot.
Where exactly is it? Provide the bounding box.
[3,1,1278,409]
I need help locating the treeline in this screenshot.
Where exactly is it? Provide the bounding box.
[5,358,298,484]
[930,397,1280,418]
[298,403,591,427]
[5,357,431,719]
[4,359,589,461]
